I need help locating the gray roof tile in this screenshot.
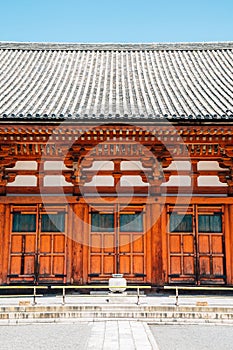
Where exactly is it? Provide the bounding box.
[0,42,233,121]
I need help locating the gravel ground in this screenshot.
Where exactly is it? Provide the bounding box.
[0,323,92,350]
[150,324,233,350]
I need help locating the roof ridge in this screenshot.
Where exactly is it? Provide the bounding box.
[0,41,233,51]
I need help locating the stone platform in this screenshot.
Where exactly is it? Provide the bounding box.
[1,293,233,325]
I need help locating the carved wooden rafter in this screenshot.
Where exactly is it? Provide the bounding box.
[63,142,173,190]
[1,125,233,195]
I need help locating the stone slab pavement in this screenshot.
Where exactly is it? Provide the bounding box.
[86,320,159,349]
[0,320,159,350]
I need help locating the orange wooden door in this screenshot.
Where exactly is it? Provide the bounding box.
[8,206,67,283]
[118,211,145,280]
[168,205,225,285]
[89,210,116,278]
[197,207,225,284]
[168,206,196,283]
[88,206,146,282]
[38,210,67,282]
[8,207,38,283]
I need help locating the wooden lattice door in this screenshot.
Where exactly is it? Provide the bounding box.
[88,205,146,282]
[8,205,67,283]
[197,206,225,284]
[168,205,225,285]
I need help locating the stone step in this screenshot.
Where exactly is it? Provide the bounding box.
[1,304,233,311]
[1,304,233,324]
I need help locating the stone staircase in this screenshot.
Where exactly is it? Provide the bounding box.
[1,303,233,324]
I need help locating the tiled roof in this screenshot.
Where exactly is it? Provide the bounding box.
[0,42,233,121]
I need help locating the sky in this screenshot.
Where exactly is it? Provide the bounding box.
[0,0,233,43]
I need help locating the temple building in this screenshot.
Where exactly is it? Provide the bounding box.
[0,41,233,286]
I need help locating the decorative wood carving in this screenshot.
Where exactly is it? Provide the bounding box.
[0,125,233,194]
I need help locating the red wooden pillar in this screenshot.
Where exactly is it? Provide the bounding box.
[71,203,85,284]
[145,204,152,284]
[65,205,74,284]
[1,205,9,284]
[82,204,89,284]
[150,203,163,285]
[161,205,168,284]
[0,204,6,284]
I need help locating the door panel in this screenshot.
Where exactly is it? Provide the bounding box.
[90,234,102,253]
[10,256,22,275]
[132,255,144,275]
[212,236,223,253]
[183,256,194,274]
[118,210,145,279]
[25,235,36,252]
[104,234,115,250]
[11,235,23,253]
[88,206,145,282]
[199,235,209,253]
[38,211,66,281]
[183,235,194,253]
[169,232,195,282]
[213,257,224,275]
[8,206,67,283]
[118,233,145,278]
[168,205,225,285]
[9,232,37,280]
[90,255,101,274]
[170,235,181,253]
[53,256,65,274]
[103,256,115,274]
[119,256,130,274]
[54,235,65,253]
[133,234,144,253]
[89,231,116,276]
[40,234,51,252]
[39,256,50,275]
[199,257,210,275]
[170,256,182,275]
[197,209,225,283]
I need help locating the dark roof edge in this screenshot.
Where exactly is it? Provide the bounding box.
[1,113,233,121]
[1,41,233,51]
[1,120,233,127]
